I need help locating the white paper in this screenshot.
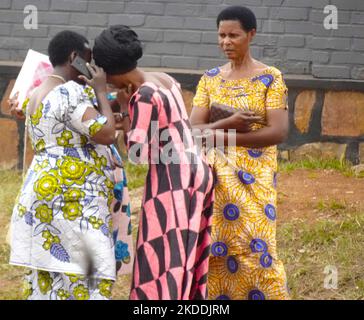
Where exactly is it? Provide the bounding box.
[10,49,53,110]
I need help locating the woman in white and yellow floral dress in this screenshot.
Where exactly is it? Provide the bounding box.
[9,31,133,300]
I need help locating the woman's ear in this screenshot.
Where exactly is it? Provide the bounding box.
[69,51,77,64]
[248,29,256,42]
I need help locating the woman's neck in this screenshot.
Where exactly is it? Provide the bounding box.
[229,50,254,71]
[52,66,72,82]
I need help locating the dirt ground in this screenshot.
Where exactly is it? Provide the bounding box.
[277,169,364,225]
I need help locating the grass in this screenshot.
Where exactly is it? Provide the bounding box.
[0,158,363,300]
[0,170,24,300]
[278,211,364,299]
[123,161,148,190]
[278,158,356,177]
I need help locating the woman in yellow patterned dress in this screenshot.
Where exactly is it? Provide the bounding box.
[190,6,289,300]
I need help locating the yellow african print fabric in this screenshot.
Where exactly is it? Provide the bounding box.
[193,66,289,300]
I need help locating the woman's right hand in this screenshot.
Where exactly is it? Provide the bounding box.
[7,92,25,120]
[78,64,107,94]
[226,111,263,133]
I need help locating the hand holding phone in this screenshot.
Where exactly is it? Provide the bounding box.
[71,56,92,79]
[78,63,107,94]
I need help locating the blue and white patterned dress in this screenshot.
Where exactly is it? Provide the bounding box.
[9,81,133,300]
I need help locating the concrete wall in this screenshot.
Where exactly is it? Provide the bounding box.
[0,0,363,79]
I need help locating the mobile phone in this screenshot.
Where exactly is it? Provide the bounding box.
[71,55,92,79]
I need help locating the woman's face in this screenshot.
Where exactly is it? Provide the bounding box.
[218,20,255,60]
[106,73,130,90]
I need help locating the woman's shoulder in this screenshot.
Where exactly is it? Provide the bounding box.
[264,65,283,77]
[53,80,85,97]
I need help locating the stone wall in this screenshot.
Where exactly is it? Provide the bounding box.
[0,66,363,169]
[0,0,363,79]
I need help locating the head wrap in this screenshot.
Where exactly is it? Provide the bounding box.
[93,25,143,75]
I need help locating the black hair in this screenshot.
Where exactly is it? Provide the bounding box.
[93,25,143,75]
[48,30,89,67]
[217,6,257,32]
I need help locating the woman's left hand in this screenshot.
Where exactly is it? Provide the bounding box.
[79,63,107,94]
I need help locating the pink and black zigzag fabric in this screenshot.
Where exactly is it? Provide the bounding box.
[128,81,214,300]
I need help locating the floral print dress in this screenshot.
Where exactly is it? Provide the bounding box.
[9,81,133,300]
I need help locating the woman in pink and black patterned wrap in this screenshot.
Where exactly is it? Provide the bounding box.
[86,25,215,300]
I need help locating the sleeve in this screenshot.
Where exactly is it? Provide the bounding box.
[192,75,210,108]
[62,83,107,138]
[127,88,159,164]
[266,70,288,110]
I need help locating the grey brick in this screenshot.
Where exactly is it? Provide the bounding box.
[12,0,50,10]
[335,24,364,37]
[351,66,364,80]
[183,44,220,58]
[331,52,364,64]
[10,49,29,61]
[165,4,203,16]
[351,12,364,24]
[0,37,32,49]
[225,0,262,5]
[263,47,287,58]
[49,26,87,37]
[262,20,285,33]
[145,16,184,29]
[312,22,334,36]
[270,7,309,20]
[353,39,364,51]
[87,27,105,40]
[287,48,312,61]
[262,0,284,5]
[205,5,228,17]
[12,24,48,37]
[253,34,279,46]
[331,0,364,10]
[184,18,216,30]
[138,55,161,68]
[164,31,201,43]
[251,46,263,59]
[125,2,164,15]
[280,61,311,74]
[198,58,226,70]
[0,23,11,36]
[312,65,351,79]
[282,0,312,7]
[311,0,330,9]
[285,21,313,34]
[0,10,23,23]
[32,37,51,51]
[162,56,199,69]
[134,29,164,42]
[71,13,107,27]
[50,0,87,12]
[88,1,124,14]
[308,37,351,50]
[202,31,218,44]
[0,49,10,60]
[310,9,351,24]
[38,12,70,25]
[149,0,222,3]
[249,7,270,19]
[145,43,184,55]
[0,0,11,9]
[312,50,330,63]
[278,35,305,47]
[109,14,145,27]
